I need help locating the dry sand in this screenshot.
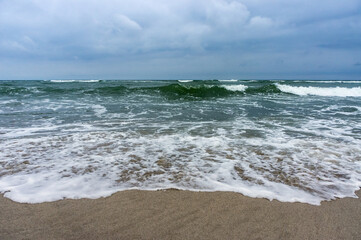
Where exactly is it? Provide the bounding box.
[1,189,360,240]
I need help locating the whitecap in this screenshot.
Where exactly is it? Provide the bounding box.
[276,84,361,97]
[222,84,248,92]
[178,80,193,83]
[92,104,107,117]
[219,79,238,82]
[296,80,361,84]
[49,80,100,83]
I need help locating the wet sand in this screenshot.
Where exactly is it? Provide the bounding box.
[1,190,360,240]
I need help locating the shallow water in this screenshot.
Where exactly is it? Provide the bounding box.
[0,79,360,204]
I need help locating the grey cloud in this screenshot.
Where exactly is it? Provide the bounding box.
[0,0,279,59]
[0,0,360,79]
[240,0,361,24]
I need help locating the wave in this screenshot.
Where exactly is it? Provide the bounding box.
[87,86,128,95]
[245,84,282,94]
[156,84,235,98]
[48,80,101,83]
[154,84,285,99]
[2,81,360,98]
[0,83,281,98]
[322,105,361,115]
[294,80,361,84]
[1,119,360,204]
[276,84,361,97]
[222,84,247,92]
[218,79,238,82]
[177,80,193,83]
[0,87,34,95]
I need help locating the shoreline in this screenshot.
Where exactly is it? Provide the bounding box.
[1,190,361,239]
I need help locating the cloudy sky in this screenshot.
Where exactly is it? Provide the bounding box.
[0,0,361,80]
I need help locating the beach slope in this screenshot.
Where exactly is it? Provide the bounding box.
[1,190,360,240]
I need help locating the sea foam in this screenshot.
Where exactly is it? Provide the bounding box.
[1,80,361,205]
[1,117,360,205]
[222,84,248,92]
[49,80,100,83]
[276,84,361,97]
[178,80,193,83]
[219,79,238,82]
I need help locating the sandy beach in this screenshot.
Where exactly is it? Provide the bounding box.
[1,189,360,240]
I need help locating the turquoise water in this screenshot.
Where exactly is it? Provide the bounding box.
[0,79,360,204]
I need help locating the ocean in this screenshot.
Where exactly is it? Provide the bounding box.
[0,79,360,205]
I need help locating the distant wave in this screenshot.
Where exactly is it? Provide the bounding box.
[276,84,361,97]
[245,84,281,94]
[218,79,238,82]
[49,80,101,83]
[157,84,233,98]
[177,80,193,83]
[294,80,361,84]
[0,83,277,97]
[2,81,360,98]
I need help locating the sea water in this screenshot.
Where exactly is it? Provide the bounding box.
[0,79,360,204]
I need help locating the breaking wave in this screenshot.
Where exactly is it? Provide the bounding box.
[1,81,361,98]
[276,84,361,97]
[49,80,101,83]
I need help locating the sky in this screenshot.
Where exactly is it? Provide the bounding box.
[0,0,361,80]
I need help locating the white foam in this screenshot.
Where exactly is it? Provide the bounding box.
[178,80,193,83]
[222,84,248,92]
[0,122,99,138]
[322,105,361,115]
[1,116,360,205]
[92,104,107,117]
[276,84,361,97]
[83,80,101,83]
[219,79,238,82]
[298,80,361,84]
[49,80,100,83]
